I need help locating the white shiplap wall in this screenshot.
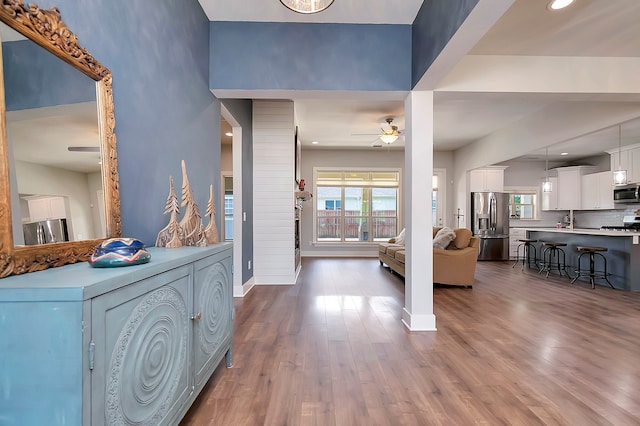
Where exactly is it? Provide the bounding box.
[252,100,296,284]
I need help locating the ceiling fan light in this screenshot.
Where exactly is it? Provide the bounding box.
[279,0,334,14]
[380,134,398,144]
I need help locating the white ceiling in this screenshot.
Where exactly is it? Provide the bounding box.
[201,0,640,161]
[8,103,101,174]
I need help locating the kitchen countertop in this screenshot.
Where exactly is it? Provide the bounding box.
[524,227,640,237]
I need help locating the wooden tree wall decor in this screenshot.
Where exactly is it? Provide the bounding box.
[155,176,183,248]
[178,160,207,247]
[204,184,219,244]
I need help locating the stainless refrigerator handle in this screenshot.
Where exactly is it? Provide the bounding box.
[37,223,45,244]
[490,196,496,231]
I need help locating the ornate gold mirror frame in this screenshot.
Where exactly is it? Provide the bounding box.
[0,0,121,277]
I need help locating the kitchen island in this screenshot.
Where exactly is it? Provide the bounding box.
[524,228,640,291]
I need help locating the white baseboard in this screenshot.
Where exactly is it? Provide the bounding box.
[301,252,378,258]
[234,277,255,297]
[402,308,437,331]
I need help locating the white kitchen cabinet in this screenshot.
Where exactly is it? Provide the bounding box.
[556,168,581,210]
[554,166,593,210]
[469,167,506,192]
[581,171,615,210]
[509,228,527,259]
[541,177,558,211]
[27,196,67,221]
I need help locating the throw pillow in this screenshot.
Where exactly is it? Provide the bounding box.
[395,228,406,245]
[433,227,456,249]
[450,228,472,249]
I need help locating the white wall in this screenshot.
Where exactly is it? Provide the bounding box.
[87,172,104,238]
[16,160,97,241]
[300,148,403,257]
[252,100,296,284]
[299,148,456,257]
[434,151,455,227]
[221,144,232,171]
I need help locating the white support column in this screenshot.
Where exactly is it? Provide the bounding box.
[402,91,436,331]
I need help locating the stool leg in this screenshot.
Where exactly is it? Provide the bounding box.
[512,243,522,269]
[596,252,615,289]
[539,247,549,274]
[528,244,538,269]
[559,248,567,277]
[589,252,596,289]
[552,247,561,278]
[546,248,555,278]
[570,252,585,284]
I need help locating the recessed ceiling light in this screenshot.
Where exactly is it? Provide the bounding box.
[548,0,575,10]
[225,132,233,137]
[311,141,319,145]
[560,152,569,156]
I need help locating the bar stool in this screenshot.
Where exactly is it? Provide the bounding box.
[539,241,569,278]
[570,246,615,289]
[512,238,538,271]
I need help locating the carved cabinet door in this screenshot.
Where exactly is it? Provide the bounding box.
[193,252,233,388]
[90,265,193,426]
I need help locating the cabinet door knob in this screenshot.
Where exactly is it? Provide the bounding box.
[191,312,202,322]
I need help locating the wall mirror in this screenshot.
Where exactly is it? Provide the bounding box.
[0,1,121,277]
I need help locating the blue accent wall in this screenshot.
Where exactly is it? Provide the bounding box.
[220,99,253,284]
[35,0,222,246]
[411,0,479,87]
[2,39,95,111]
[210,22,412,91]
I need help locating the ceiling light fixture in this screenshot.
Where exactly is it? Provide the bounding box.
[379,118,400,144]
[548,0,575,10]
[560,152,568,156]
[613,124,628,185]
[543,147,552,193]
[380,133,399,144]
[279,0,334,14]
[311,141,319,145]
[225,132,233,137]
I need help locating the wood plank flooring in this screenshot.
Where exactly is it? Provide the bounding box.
[180,258,640,425]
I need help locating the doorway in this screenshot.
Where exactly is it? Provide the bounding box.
[432,168,446,227]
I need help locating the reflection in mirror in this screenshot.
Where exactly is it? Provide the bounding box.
[0,1,120,278]
[1,22,105,247]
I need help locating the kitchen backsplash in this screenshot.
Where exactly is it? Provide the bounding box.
[510,205,640,229]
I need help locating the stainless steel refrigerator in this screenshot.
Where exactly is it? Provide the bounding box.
[22,218,69,245]
[471,192,510,260]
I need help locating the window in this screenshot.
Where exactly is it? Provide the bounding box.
[223,176,233,241]
[508,192,537,220]
[315,169,400,243]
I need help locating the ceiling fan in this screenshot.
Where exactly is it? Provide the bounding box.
[353,117,404,147]
[68,146,100,153]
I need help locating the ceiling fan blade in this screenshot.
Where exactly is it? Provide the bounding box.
[68,146,100,152]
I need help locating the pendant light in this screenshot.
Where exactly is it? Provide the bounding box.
[542,147,552,192]
[280,0,334,14]
[613,124,628,185]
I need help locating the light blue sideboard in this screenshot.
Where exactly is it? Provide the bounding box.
[0,243,233,426]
